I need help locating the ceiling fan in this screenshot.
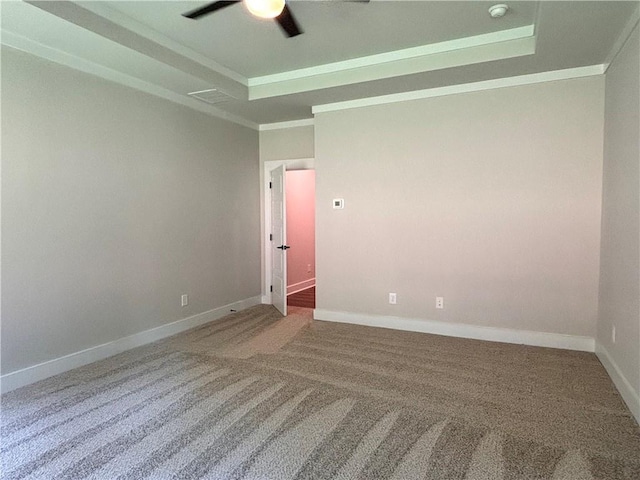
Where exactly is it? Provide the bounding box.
[183,0,303,37]
[183,0,369,38]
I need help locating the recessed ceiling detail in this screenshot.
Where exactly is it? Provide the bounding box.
[2,1,638,126]
[248,25,536,100]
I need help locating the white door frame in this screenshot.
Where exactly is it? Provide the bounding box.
[261,158,314,305]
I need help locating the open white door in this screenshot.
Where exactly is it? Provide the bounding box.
[270,165,288,316]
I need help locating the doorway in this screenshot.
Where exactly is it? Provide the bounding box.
[262,158,315,316]
[285,170,315,309]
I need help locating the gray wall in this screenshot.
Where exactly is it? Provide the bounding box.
[259,126,314,162]
[598,24,640,395]
[1,47,261,374]
[315,77,604,337]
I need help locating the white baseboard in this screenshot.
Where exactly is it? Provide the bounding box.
[287,278,316,296]
[0,295,262,394]
[313,309,595,352]
[596,342,640,424]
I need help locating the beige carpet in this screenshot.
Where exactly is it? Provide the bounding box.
[2,304,639,479]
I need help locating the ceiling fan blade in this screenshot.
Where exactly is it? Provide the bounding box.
[275,4,303,38]
[182,1,239,19]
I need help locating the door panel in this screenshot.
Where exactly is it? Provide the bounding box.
[270,165,287,316]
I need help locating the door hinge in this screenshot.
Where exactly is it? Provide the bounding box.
[269,233,273,241]
[269,181,272,189]
[270,285,273,292]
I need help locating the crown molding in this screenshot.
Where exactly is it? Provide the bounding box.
[603,4,640,72]
[249,26,534,87]
[312,64,605,114]
[259,119,314,131]
[24,0,249,101]
[249,26,536,100]
[1,31,259,130]
[75,0,248,86]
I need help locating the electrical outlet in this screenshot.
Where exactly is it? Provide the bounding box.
[389,293,397,305]
[307,264,312,273]
[181,294,189,307]
[612,325,616,344]
[436,297,444,309]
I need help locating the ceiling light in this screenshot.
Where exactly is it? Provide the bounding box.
[244,0,285,19]
[488,4,509,18]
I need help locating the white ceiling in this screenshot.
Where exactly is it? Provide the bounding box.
[105,1,539,77]
[2,1,638,127]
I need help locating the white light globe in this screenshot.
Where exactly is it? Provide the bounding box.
[245,0,285,19]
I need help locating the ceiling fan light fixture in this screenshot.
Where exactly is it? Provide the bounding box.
[244,0,285,19]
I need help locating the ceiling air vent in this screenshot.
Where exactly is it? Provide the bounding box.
[187,88,234,105]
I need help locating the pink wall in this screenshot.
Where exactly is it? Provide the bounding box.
[286,170,315,292]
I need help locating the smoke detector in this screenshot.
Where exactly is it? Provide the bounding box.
[489,4,509,18]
